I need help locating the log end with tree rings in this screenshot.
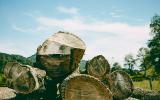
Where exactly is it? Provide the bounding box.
[36,31,86,79]
[3,62,21,79]
[60,74,112,100]
[0,87,17,100]
[3,62,46,94]
[12,68,37,94]
[86,55,110,81]
[108,70,134,100]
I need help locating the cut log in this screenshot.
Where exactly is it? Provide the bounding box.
[86,55,110,81]
[108,70,134,100]
[36,31,86,79]
[132,87,160,100]
[3,62,46,94]
[124,97,139,100]
[60,74,112,100]
[0,87,16,100]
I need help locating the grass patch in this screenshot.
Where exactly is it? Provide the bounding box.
[133,80,160,91]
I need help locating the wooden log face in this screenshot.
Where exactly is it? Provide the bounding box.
[86,55,110,80]
[0,87,16,100]
[60,74,112,100]
[36,54,71,78]
[3,62,46,94]
[36,32,86,78]
[4,62,22,78]
[3,62,12,78]
[13,70,36,94]
[108,70,134,99]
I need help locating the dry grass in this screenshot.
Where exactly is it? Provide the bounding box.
[133,80,160,91]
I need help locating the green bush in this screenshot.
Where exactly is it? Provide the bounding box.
[0,73,6,86]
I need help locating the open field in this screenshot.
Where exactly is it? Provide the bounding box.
[133,80,160,91]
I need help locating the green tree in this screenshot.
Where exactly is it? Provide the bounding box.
[148,15,160,74]
[0,52,34,72]
[124,54,136,75]
[111,62,122,72]
[137,47,151,77]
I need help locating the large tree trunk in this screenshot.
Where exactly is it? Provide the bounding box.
[86,55,110,81]
[60,74,112,100]
[36,31,86,81]
[3,62,46,94]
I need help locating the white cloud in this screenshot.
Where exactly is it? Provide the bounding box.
[11,14,150,66]
[0,42,28,56]
[109,6,123,18]
[12,24,46,33]
[85,36,145,66]
[35,16,150,66]
[109,12,122,18]
[57,6,79,14]
[36,16,149,37]
[12,25,27,32]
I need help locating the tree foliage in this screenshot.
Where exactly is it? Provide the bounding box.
[137,47,151,77]
[148,15,160,73]
[0,52,34,72]
[111,62,122,72]
[124,54,136,75]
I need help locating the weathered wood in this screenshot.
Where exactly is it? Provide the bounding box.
[86,55,110,81]
[60,74,112,100]
[108,70,134,100]
[36,31,86,79]
[132,87,160,100]
[0,87,16,100]
[3,62,46,94]
[124,97,139,100]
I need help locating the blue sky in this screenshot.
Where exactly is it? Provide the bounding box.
[0,0,160,67]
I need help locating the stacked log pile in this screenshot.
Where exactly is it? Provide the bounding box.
[0,31,160,100]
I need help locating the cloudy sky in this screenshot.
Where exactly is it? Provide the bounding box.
[0,0,160,66]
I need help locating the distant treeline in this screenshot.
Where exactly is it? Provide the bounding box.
[0,52,154,79]
[0,52,35,72]
[0,53,89,73]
